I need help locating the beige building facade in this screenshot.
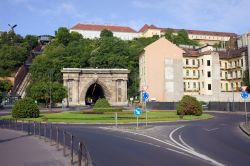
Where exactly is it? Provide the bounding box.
[139,38,185,102]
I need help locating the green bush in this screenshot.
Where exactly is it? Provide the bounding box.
[12,97,39,118]
[177,95,202,116]
[94,98,110,108]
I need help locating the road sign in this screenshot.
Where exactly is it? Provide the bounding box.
[134,107,142,116]
[241,91,248,99]
[143,92,149,101]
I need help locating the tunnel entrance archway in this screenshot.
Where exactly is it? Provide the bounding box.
[85,83,105,105]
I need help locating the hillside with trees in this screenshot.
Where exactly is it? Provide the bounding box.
[29,27,160,99]
[0,31,38,77]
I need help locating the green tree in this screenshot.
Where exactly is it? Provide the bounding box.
[164,29,199,46]
[55,27,72,46]
[24,35,38,49]
[100,29,113,38]
[27,81,67,106]
[0,80,12,93]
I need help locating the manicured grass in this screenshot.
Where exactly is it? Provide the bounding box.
[0,110,213,123]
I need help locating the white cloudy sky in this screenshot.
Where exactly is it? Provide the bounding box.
[1,0,250,36]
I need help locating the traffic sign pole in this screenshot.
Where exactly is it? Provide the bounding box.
[145,101,148,127]
[241,91,248,124]
[245,98,248,124]
[137,116,139,129]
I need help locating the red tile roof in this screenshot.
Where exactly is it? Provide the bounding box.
[140,24,237,37]
[71,23,137,33]
[183,47,247,59]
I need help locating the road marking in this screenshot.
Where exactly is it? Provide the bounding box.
[179,133,195,151]
[100,127,225,166]
[205,128,219,132]
[169,126,224,166]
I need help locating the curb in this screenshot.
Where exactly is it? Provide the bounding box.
[239,122,250,137]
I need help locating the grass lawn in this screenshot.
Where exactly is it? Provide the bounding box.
[0,110,213,124]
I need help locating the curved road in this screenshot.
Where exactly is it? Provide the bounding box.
[60,113,249,166]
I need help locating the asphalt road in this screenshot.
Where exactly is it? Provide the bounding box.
[61,113,250,166]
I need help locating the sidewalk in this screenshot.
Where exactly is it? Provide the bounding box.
[0,129,68,166]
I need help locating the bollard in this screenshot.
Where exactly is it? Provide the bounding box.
[21,121,24,131]
[56,127,59,150]
[33,121,36,136]
[50,124,52,145]
[44,123,47,141]
[15,119,17,130]
[63,130,66,156]
[78,142,83,166]
[28,120,31,135]
[39,122,41,139]
[71,135,74,164]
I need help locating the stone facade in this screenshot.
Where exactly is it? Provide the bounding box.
[61,68,129,106]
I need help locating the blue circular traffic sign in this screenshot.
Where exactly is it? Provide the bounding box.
[143,91,149,102]
[134,107,142,116]
[241,91,248,99]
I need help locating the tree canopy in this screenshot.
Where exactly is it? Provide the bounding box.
[0,31,38,76]
[29,27,159,98]
[164,29,199,46]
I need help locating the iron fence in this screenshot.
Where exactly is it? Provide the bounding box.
[0,119,93,166]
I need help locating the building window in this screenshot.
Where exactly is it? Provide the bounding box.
[193,70,196,76]
[202,82,204,88]
[225,72,228,79]
[186,59,189,65]
[186,70,189,76]
[208,84,211,90]
[225,62,227,69]
[220,72,222,77]
[188,82,190,88]
[207,71,211,77]
[202,70,204,76]
[220,61,221,67]
[221,83,223,89]
[184,82,186,90]
[192,59,195,65]
[197,59,200,66]
[201,59,203,65]
[193,82,196,88]
[207,60,211,66]
[241,59,243,66]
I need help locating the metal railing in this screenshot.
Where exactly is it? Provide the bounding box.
[0,120,93,166]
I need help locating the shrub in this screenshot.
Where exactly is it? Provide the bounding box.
[12,97,39,118]
[177,95,202,116]
[94,98,110,108]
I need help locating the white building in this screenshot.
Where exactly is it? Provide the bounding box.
[70,23,139,40]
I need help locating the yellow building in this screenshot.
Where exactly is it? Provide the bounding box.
[139,24,237,46]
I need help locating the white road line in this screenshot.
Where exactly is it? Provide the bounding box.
[205,128,219,132]
[169,126,224,166]
[100,127,225,166]
[179,134,195,151]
